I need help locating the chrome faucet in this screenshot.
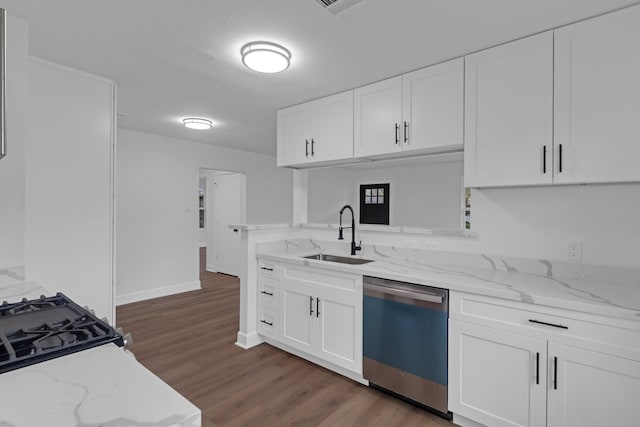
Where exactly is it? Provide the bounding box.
[338,205,362,256]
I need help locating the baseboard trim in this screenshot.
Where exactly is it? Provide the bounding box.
[116,280,201,306]
[262,337,368,386]
[452,414,487,427]
[235,331,263,349]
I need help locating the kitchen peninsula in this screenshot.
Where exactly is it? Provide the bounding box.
[234,223,640,426]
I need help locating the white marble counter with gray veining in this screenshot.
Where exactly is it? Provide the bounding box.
[230,222,475,237]
[257,239,640,322]
[0,345,200,427]
[0,268,201,427]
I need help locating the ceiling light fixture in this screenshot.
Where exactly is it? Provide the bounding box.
[183,118,213,130]
[241,41,291,73]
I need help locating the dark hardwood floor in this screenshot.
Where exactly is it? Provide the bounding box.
[116,248,453,427]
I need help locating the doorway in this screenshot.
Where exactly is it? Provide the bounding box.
[199,168,246,277]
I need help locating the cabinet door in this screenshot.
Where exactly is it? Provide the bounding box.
[311,90,354,163]
[449,319,547,427]
[554,5,640,184]
[280,280,315,353]
[464,32,553,188]
[277,104,312,167]
[547,342,640,427]
[315,288,362,373]
[402,58,463,153]
[354,76,402,157]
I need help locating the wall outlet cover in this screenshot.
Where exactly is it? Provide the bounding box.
[567,241,583,262]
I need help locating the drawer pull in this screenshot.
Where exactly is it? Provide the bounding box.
[553,356,558,390]
[535,352,540,385]
[260,267,274,272]
[528,319,568,330]
[260,320,273,327]
[316,297,320,318]
[309,296,314,316]
[260,291,274,296]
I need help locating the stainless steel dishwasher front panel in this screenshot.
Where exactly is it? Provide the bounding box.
[363,276,449,415]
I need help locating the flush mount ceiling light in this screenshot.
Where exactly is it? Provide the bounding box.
[241,41,291,73]
[183,118,213,130]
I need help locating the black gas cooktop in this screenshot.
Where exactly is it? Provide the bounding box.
[0,293,124,374]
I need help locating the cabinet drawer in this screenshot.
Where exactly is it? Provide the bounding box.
[450,292,640,354]
[282,265,359,291]
[258,259,277,278]
[258,276,279,309]
[258,305,279,340]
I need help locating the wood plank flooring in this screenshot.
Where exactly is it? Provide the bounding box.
[116,248,454,427]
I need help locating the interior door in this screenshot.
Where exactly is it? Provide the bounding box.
[213,172,244,277]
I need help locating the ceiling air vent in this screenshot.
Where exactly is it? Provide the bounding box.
[316,0,365,15]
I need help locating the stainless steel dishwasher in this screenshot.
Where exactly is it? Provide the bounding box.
[363,276,450,418]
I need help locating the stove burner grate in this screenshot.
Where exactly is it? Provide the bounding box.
[0,293,124,374]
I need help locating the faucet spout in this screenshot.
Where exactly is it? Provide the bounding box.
[338,205,361,256]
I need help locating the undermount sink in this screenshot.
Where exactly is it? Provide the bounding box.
[302,253,373,265]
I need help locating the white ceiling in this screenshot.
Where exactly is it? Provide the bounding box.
[2,0,638,156]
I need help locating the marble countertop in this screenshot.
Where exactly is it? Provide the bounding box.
[230,222,475,237]
[0,345,200,427]
[0,268,201,427]
[257,239,640,322]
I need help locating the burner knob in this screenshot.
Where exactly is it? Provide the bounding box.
[123,332,133,349]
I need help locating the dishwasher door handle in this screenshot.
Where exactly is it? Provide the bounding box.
[365,282,444,304]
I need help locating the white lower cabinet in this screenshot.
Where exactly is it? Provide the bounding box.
[449,291,640,427]
[257,259,363,376]
[280,273,362,373]
[280,280,315,354]
[449,319,547,427]
[547,342,640,427]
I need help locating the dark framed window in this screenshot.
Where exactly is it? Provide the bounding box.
[360,183,390,225]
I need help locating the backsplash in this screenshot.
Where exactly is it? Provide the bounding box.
[257,238,640,286]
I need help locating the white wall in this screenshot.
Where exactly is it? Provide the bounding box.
[308,158,464,229]
[25,58,115,322]
[471,183,640,268]
[306,157,639,268]
[116,129,292,303]
[0,15,28,269]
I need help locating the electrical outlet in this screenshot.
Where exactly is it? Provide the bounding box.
[425,240,441,250]
[567,241,583,262]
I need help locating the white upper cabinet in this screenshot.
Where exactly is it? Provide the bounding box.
[554,5,640,184]
[464,32,554,188]
[277,104,312,167]
[277,90,353,167]
[402,58,464,153]
[354,76,402,157]
[355,58,464,158]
